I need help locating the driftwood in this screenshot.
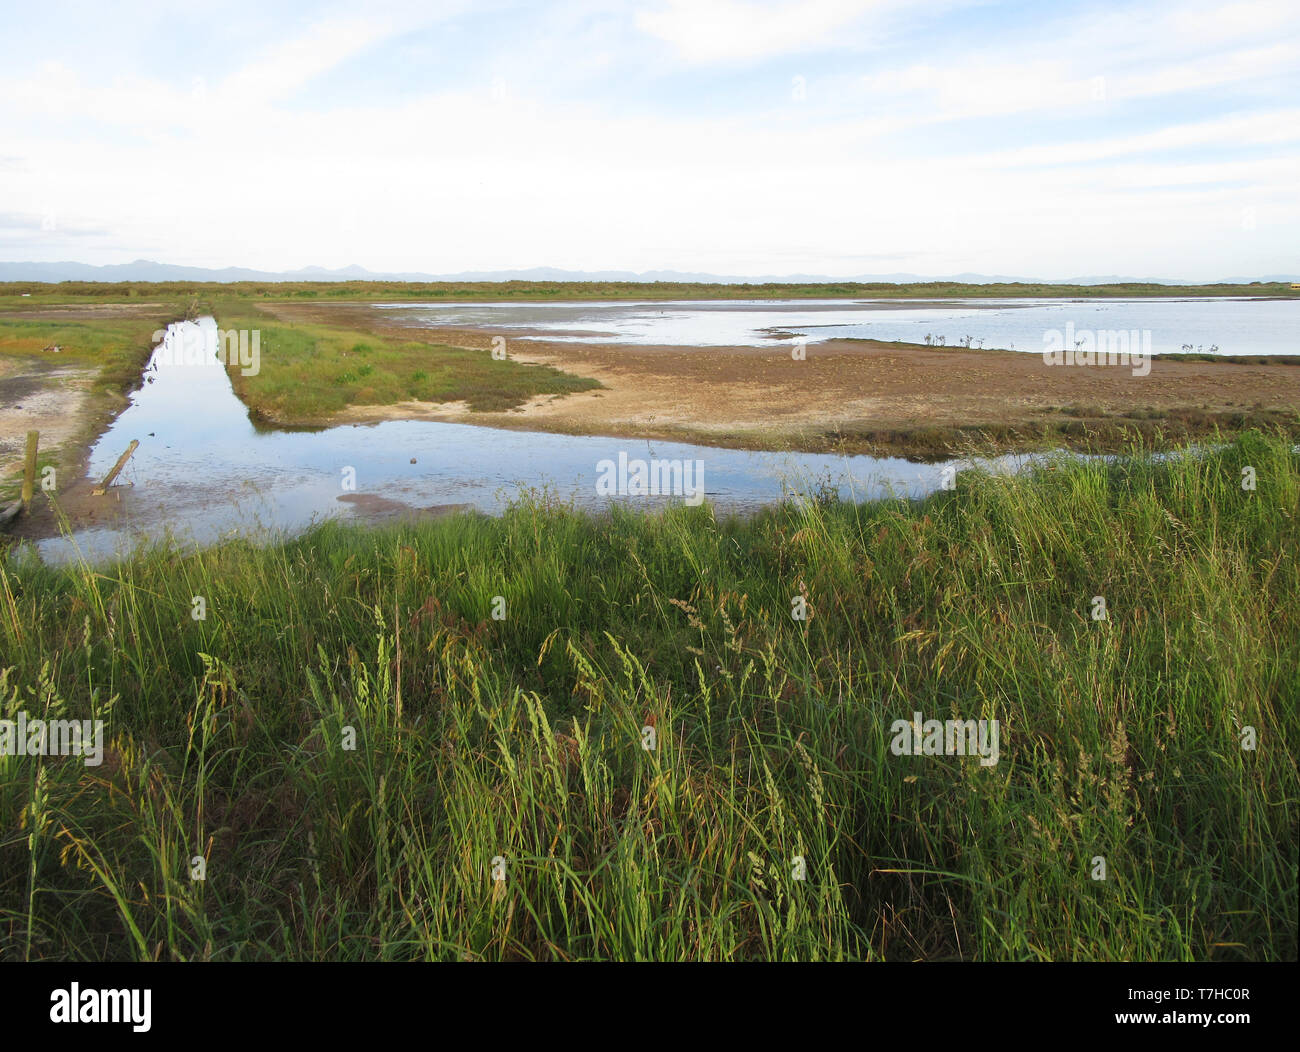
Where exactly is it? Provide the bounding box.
[93,439,139,496]
[0,501,21,530]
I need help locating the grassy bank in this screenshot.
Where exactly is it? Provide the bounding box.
[1,431,1295,961]
[810,405,1300,459]
[0,313,170,392]
[0,309,180,502]
[210,298,600,422]
[4,278,1299,304]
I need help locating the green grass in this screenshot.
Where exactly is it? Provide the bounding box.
[815,407,1300,458]
[0,311,178,502]
[3,278,1298,305]
[0,315,171,390]
[0,431,1296,961]
[209,299,600,420]
[0,296,599,493]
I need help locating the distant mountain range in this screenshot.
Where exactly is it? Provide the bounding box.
[1,260,1297,285]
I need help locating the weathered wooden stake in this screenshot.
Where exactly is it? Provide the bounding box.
[21,430,38,513]
[93,439,139,496]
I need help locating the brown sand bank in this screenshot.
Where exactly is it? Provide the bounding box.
[263,301,1300,456]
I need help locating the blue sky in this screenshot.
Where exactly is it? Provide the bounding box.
[1,0,1297,278]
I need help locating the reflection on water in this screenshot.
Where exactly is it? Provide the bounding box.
[377,296,1299,356]
[34,317,1045,564]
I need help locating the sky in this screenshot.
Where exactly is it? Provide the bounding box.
[1,0,1297,280]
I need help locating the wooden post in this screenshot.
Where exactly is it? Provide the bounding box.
[21,430,38,513]
[93,439,139,496]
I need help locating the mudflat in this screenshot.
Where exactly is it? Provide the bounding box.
[0,358,96,483]
[265,301,1300,455]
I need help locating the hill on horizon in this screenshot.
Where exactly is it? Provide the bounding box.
[2,259,1296,286]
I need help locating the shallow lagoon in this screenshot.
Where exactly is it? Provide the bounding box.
[34,318,1044,563]
[377,296,1300,356]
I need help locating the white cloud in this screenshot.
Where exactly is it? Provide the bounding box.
[634,0,881,63]
[964,109,1300,169]
[219,15,401,105]
[0,0,1295,278]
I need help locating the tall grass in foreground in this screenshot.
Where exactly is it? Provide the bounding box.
[0,432,1296,961]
